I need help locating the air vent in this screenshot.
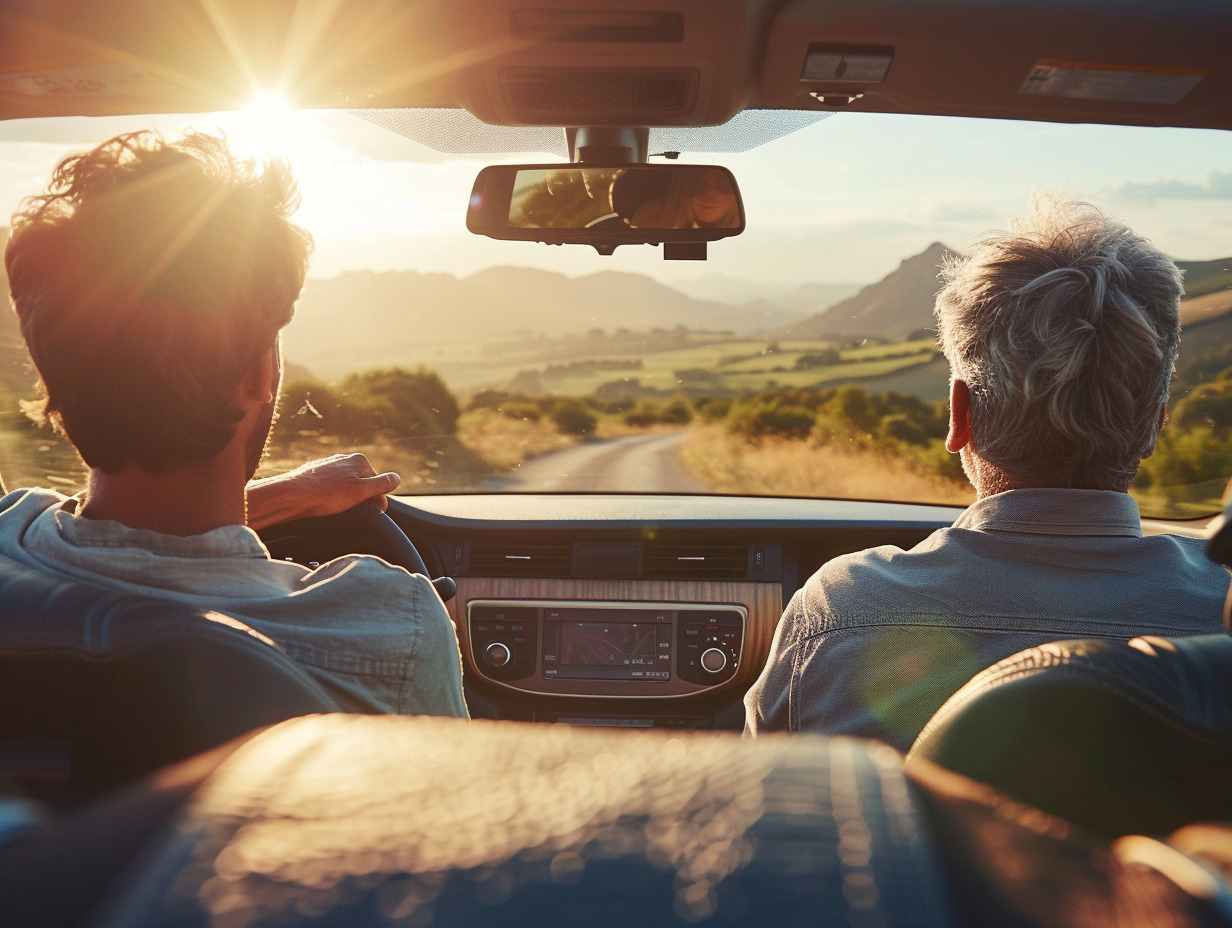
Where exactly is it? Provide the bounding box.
[502,68,698,119]
[470,543,572,577]
[644,544,748,580]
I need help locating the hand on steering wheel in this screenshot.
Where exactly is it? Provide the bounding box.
[257,504,456,601]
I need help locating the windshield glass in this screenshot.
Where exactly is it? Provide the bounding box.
[0,110,1230,516]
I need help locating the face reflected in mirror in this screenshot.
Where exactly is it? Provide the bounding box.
[505,166,741,232]
[629,168,740,230]
[687,169,738,227]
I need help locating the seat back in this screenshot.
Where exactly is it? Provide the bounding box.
[0,558,339,801]
[908,634,1232,839]
[611,169,673,221]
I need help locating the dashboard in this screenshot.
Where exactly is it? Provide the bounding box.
[386,493,966,731]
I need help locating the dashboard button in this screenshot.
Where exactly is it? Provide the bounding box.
[700,648,728,674]
[485,641,513,669]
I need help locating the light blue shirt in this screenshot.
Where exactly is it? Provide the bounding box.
[0,488,468,719]
[744,488,1229,752]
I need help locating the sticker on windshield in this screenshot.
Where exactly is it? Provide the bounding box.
[1018,60,1205,105]
[0,63,160,98]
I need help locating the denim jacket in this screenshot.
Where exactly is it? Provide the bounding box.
[0,488,468,718]
[744,488,1229,752]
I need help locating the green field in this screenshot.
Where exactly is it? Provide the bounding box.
[450,336,940,398]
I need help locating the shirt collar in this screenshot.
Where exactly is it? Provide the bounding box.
[51,500,268,559]
[952,488,1143,538]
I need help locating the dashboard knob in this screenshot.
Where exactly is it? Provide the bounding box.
[484,641,514,669]
[700,647,728,674]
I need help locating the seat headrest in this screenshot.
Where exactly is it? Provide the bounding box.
[1204,496,1232,569]
[908,635,1232,839]
[0,557,338,798]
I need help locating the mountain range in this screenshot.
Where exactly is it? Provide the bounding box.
[775,242,957,342]
[1,227,1230,394]
[282,266,816,379]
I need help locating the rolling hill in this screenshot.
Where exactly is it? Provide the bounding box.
[284,266,812,380]
[1177,257,1232,299]
[776,242,957,343]
[1,224,1230,400]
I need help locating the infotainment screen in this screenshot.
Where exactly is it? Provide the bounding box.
[558,622,658,667]
[542,607,673,680]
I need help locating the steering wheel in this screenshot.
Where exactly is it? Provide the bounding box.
[258,505,456,601]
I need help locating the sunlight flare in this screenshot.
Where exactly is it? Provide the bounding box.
[216,90,325,164]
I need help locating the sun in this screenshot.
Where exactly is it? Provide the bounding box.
[209,90,326,165]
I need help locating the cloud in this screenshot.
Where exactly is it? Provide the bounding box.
[1109,171,1232,202]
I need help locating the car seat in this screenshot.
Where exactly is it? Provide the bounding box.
[909,500,1232,839]
[907,633,1232,839]
[0,557,339,802]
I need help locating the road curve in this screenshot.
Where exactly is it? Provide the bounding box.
[483,431,711,493]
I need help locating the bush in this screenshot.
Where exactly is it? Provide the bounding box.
[880,412,931,447]
[694,396,732,422]
[793,348,842,369]
[467,389,513,412]
[623,401,661,427]
[280,367,461,445]
[661,396,693,424]
[589,395,636,414]
[340,366,461,439]
[621,396,694,427]
[1137,427,1232,500]
[1170,381,1232,438]
[500,401,542,422]
[550,398,597,436]
[827,383,879,434]
[727,398,815,441]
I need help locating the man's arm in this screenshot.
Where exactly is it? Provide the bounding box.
[745,575,909,746]
[743,588,805,736]
[246,453,401,530]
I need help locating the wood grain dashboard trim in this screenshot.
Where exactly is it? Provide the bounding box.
[446,578,782,699]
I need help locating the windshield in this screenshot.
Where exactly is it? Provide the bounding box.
[0,109,1230,517]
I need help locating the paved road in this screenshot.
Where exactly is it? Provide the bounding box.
[484,431,711,493]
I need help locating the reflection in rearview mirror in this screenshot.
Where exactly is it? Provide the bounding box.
[467,163,744,256]
[509,166,741,231]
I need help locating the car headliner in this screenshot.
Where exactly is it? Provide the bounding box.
[0,0,1229,137]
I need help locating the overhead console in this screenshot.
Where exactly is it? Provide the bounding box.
[437,0,763,126]
[468,600,746,698]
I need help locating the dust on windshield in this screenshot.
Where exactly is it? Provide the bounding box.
[0,112,1230,517]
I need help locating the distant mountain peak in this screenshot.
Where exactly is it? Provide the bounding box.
[776,241,960,342]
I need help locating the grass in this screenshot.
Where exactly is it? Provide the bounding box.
[264,409,585,493]
[678,424,976,506]
[455,409,578,471]
[260,433,492,493]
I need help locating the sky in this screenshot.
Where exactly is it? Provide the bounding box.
[0,103,1229,296]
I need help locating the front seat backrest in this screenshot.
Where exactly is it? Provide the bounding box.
[0,558,339,800]
[907,634,1232,839]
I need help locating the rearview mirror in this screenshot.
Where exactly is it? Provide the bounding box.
[467,164,745,255]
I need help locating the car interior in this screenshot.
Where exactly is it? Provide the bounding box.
[0,0,1231,925]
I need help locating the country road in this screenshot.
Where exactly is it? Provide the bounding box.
[483,431,711,493]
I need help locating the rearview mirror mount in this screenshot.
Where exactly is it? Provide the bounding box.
[466,164,745,258]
